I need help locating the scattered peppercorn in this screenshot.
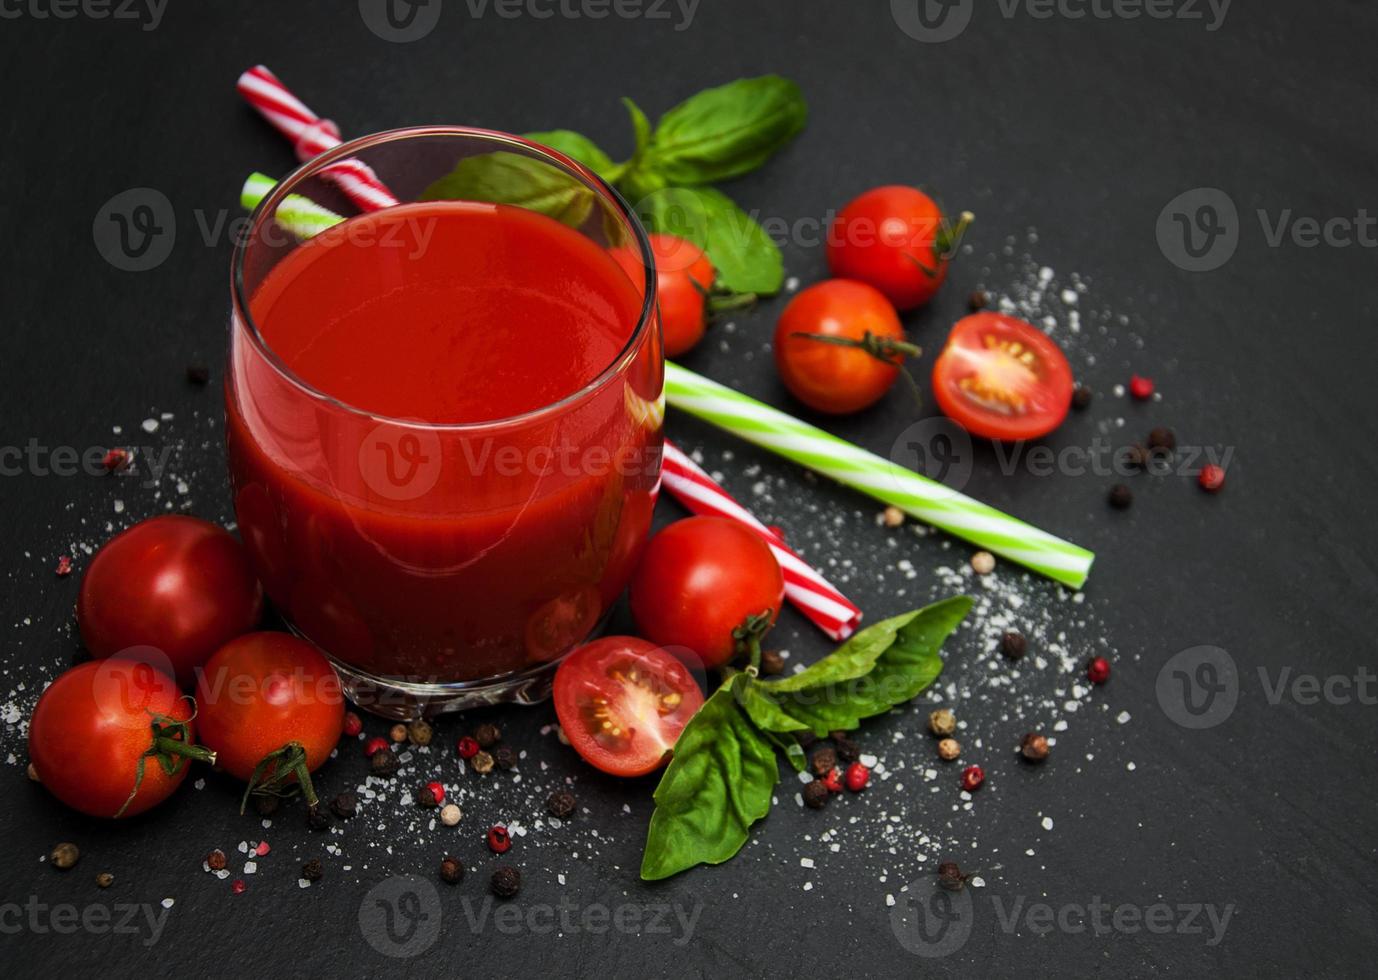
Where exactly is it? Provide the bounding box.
[363,736,390,757]
[329,792,357,820]
[759,649,785,676]
[301,859,323,883]
[493,745,518,771]
[389,723,408,743]
[1021,732,1050,762]
[821,768,844,793]
[95,872,114,889]
[929,708,956,737]
[832,733,860,764]
[1087,656,1111,684]
[474,723,501,748]
[810,746,838,777]
[490,865,521,900]
[101,448,131,472]
[342,711,363,738]
[1147,426,1176,453]
[253,793,280,817]
[961,765,985,792]
[54,556,73,577]
[1108,484,1134,510]
[487,825,512,854]
[50,842,79,870]
[844,762,870,792]
[27,762,39,782]
[1000,631,1027,659]
[456,736,480,760]
[185,364,211,385]
[1129,375,1155,400]
[1071,384,1092,411]
[937,738,961,761]
[882,505,906,528]
[440,803,462,827]
[547,790,576,819]
[469,750,495,774]
[305,806,332,832]
[418,781,444,807]
[1199,464,1226,493]
[206,849,227,872]
[439,855,464,885]
[937,861,967,892]
[370,749,400,776]
[967,290,988,311]
[970,551,996,575]
[802,779,830,809]
[407,719,433,746]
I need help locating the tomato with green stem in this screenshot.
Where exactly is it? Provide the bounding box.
[826,186,973,311]
[774,279,920,414]
[630,516,785,670]
[614,233,754,357]
[28,658,216,818]
[553,636,705,777]
[193,632,343,812]
[932,312,1074,441]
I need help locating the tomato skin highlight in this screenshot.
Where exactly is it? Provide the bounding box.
[77,516,263,688]
[931,312,1074,442]
[630,516,785,669]
[193,632,344,783]
[28,659,197,818]
[612,233,716,358]
[553,636,705,778]
[827,185,956,311]
[774,279,908,414]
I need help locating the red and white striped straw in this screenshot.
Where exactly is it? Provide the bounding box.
[662,441,862,641]
[237,65,399,212]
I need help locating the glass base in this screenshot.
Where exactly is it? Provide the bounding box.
[326,655,562,721]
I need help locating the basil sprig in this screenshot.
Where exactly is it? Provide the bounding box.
[419,76,807,295]
[640,596,972,881]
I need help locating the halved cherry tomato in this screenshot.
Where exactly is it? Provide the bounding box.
[77,515,263,688]
[630,516,785,669]
[774,279,916,414]
[826,186,971,311]
[553,636,704,777]
[28,658,215,818]
[932,312,1074,441]
[194,632,343,807]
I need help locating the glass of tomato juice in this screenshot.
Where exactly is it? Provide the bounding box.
[227,127,664,718]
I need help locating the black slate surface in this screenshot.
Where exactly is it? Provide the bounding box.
[2,2,1377,977]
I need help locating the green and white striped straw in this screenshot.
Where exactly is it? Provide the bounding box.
[664,362,1095,588]
[237,173,1094,587]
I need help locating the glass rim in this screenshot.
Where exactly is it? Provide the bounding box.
[230,125,659,433]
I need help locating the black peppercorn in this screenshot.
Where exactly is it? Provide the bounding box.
[968,290,989,311]
[206,849,227,872]
[832,734,860,764]
[1071,384,1092,411]
[810,746,837,777]
[407,719,433,746]
[417,783,440,808]
[305,805,332,832]
[95,872,114,888]
[546,790,576,819]
[439,855,464,885]
[329,792,357,820]
[802,780,829,810]
[493,745,518,771]
[252,793,281,817]
[469,750,495,774]
[1147,426,1176,453]
[185,364,210,385]
[937,861,966,892]
[759,649,785,676]
[474,723,501,748]
[370,749,400,776]
[490,865,521,899]
[1000,631,1027,659]
[301,859,323,882]
[1020,732,1050,762]
[1108,484,1134,510]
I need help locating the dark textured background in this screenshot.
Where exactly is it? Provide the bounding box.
[2,1,1377,977]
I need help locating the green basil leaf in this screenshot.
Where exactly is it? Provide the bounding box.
[646,75,807,185]
[633,186,783,294]
[419,152,594,227]
[751,596,973,737]
[738,679,808,733]
[640,674,780,881]
[522,129,616,179]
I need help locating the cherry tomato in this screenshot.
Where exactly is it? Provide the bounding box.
[826,185,971,311]
[194,632,343,805]
[932,312,1074,441]
[630,517,785,669]
[77,516,263,688]
[28,658,214,818]
[774,279,915,414]
[553,636,704,777]
[649,233,716,357]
